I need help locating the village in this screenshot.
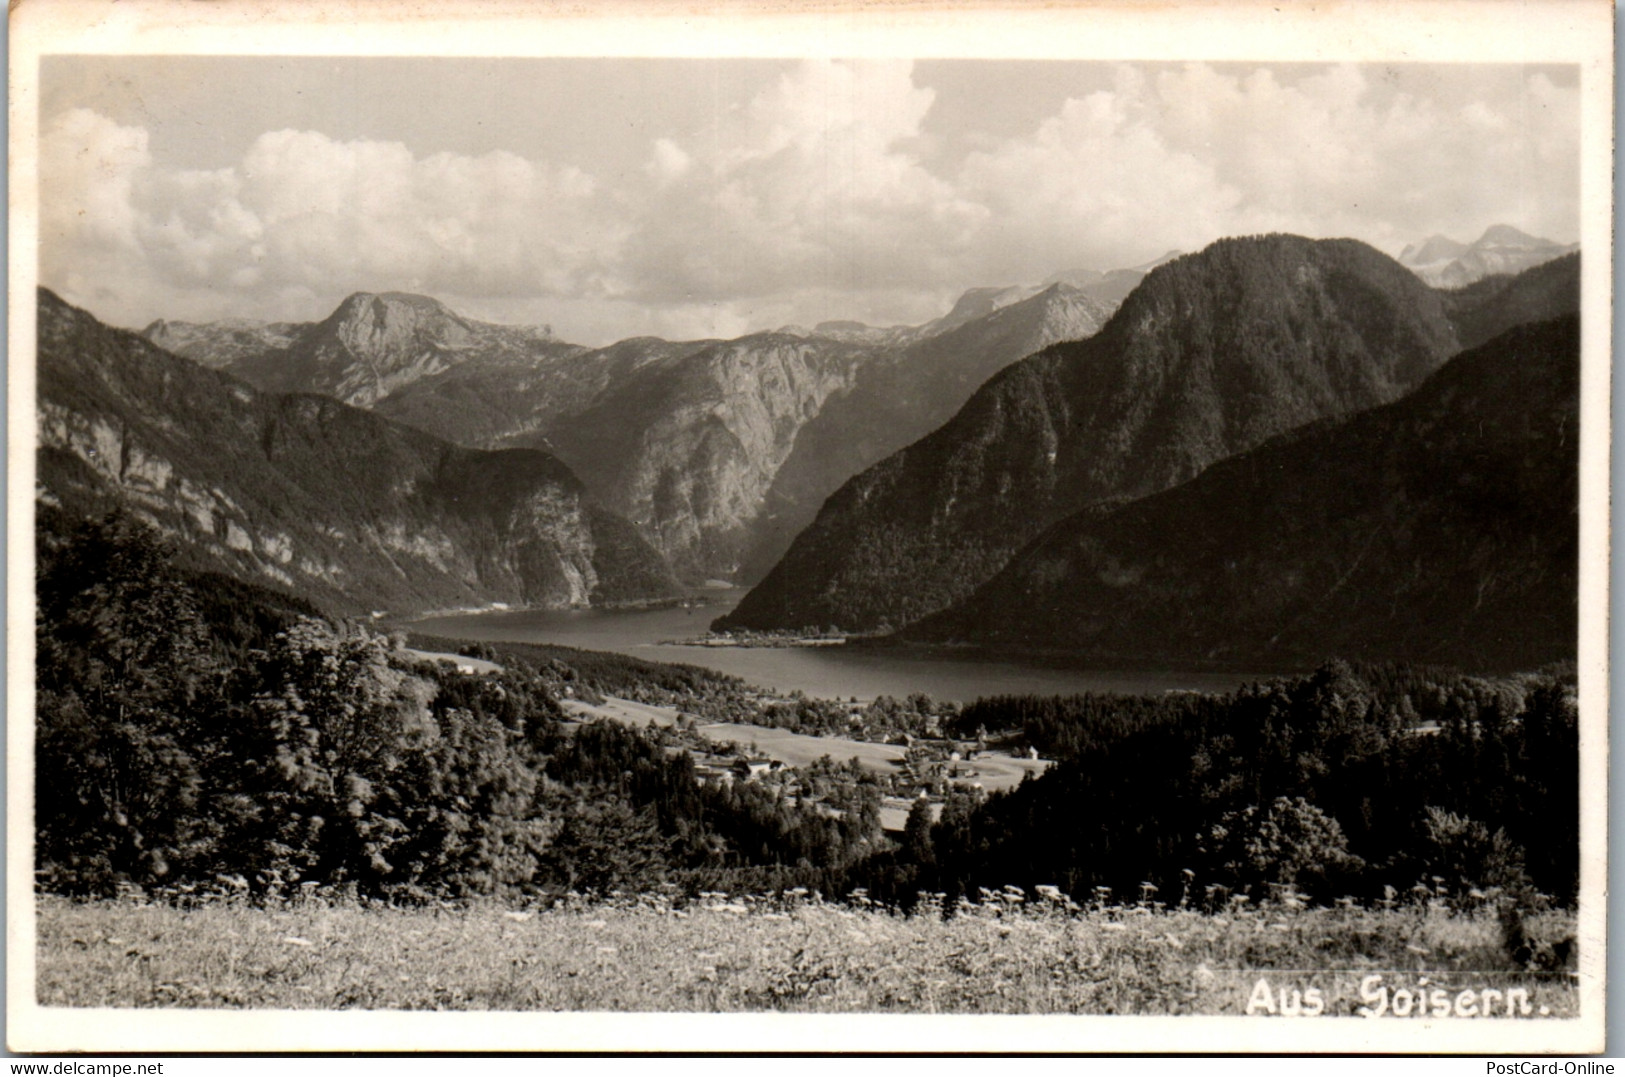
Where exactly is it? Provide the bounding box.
[555,690,1052,837]
[407,642,1053,838]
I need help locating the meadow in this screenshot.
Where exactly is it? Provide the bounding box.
[563,695,1050,793]
[36,891,1577,1016]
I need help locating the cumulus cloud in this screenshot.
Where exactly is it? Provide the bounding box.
[41,109,153,304]
[41,114,617,327]
[614,59,988,304]
[958,63,1580,280]
[38,61,1580,341]
[957,79,1243,278]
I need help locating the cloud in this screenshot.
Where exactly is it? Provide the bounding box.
[614,60,988,304]
[38,61,1580,341]
[648,138,691,185]
[40,109,153,302]
[41,115,617,326]
[957,78,1243,278]
[957,64,1581,278]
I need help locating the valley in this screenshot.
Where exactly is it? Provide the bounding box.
[36,227,1586,958]
[23,40,1602,1045]
[40,231,1581,677]
[30,228,1588,1028]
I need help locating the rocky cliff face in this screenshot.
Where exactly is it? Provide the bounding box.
[375,336,713,455]
[378,283,1118,584]
[721,234,1464,634]
[739,282,1117,580]
[538,333,878,580]
[144,267,1131,585]
[38,289,678,615]
[1397,234,1470,271]
[240,297,880,582]
[905,316,1579,672]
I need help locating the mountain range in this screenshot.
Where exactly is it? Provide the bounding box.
[148,290,576,408]
[143,317,308,370]
[52,225,1581,670]
[385,283,1116,581]
[143,270,1134,583]
[39,289,678,615]
[1439,252,1580,350]
[902,315,1579,672]
[719,234,1469,634]
[1399,224,1577,289]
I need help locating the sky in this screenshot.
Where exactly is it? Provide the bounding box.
[39,57,1580,345]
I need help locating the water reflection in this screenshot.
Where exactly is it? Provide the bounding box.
[406,597,1257,704]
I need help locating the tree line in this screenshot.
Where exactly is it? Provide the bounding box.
[36,508,1577,912]
[35,510,878,900]
[858,661,1576,910]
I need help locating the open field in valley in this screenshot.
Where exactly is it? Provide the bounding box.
[560,696,1049,792]
[36,896,1578,1016]
[695,721,908,773]
[560,696,681,729]
[403,648,504,675]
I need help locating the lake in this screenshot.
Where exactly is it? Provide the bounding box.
[407,595,1258,704]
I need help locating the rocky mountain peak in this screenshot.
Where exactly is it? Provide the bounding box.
[1399,233,1469,267]
[1399,224,1577,288]
[1108,234,1449,347]
[935,284,1045,332]
[318,291,475,355]
[1476,223,1545,249]
[140,314,308,370]
[211,291,569,408]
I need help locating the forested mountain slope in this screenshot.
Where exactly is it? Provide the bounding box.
[721,235,1462,634]
[1440,252,1579,351]
[905,316,1579,672]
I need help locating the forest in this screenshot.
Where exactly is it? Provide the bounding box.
[882,664,1578,910]
[35,508,1576,918]
[35,509,879,900]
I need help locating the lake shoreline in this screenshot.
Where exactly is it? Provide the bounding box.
[658,634,850,649]
[403,601,1261,704]
[653,628,1312,678]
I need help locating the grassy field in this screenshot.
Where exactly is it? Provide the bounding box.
[562,695,1050,792]
[36,894,1578,1015]
[402,648,504,675]
[560,696,683,729]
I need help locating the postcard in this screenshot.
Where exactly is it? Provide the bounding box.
[8,0,1612,1055]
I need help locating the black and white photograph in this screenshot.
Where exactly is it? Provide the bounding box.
[7,0,1613,1056]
